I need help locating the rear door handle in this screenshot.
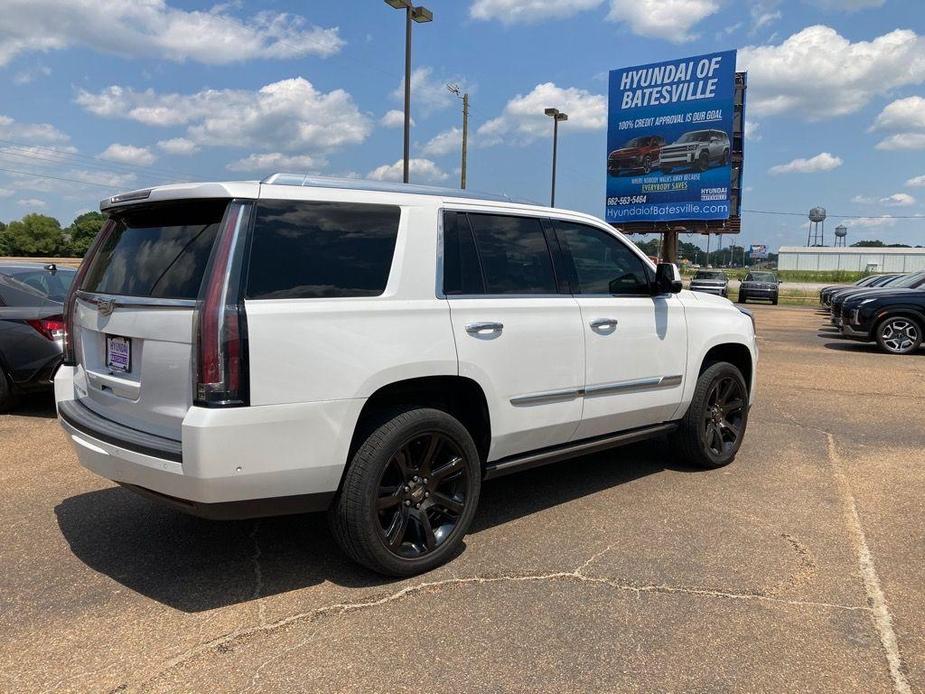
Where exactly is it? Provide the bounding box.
[466,321,504,335]
[589,318,619,329]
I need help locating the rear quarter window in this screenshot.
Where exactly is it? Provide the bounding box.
[245,200,400,300]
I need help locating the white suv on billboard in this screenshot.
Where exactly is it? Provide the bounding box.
[55,175,757,576]
[659,129,730,173]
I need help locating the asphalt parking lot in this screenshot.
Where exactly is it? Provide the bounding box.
[1,305,922,693]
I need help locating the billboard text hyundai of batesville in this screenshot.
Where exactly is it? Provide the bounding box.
[606,50,736,224]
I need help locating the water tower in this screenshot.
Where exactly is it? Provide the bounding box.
[834,224,848,247]
[807,207,826,246]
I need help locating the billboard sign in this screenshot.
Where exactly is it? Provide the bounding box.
[749,244,768,260]
[606,50,737,225]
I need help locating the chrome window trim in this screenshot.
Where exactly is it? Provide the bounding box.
[76,290,197,309]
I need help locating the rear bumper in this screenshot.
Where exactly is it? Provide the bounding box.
[55,366,362,518]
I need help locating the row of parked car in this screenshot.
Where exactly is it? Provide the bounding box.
[820,272,925,355]
[689,269,781,305]
[607,130,731,177]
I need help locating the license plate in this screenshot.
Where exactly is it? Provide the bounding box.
[106,335,131,373]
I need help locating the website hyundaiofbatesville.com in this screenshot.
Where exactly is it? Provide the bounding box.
[606,202,729,220]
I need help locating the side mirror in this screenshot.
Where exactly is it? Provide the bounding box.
[655,263,682,294]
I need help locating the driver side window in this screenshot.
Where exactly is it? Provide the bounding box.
[554,221,651,295]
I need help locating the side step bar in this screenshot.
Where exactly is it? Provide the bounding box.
[483,422,678,480]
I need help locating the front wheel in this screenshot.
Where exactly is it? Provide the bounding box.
[875,316,922,355]
[329,407,481,576]
[0,369,14,414]
[697,151,710,171]
[672,362,749,469]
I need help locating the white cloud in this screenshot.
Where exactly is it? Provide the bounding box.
[477,82,606,146]
[0,188,14,198]
[392,67,472,117]
[226,152,325,173]
[744,119,761,141]
[739,26,925,119]
[98,143,156,166]
[0,0,343,67]
[852,215,897,228]
[879,193,915,207]
[470,0,603,24]
[875,133,925,151]
[76,78,372,154]
[606,0,719,42]
[851,194,875,204]
[0,114,69,143]
[367,158,448,183]
[871,97,925,132]
[768,152,842,174]
[380,110,413,128]
[17,198,46,207]
[905,175,925,188]
[12,64,51,85]
[156,137,199,156]
[420,128,463,157]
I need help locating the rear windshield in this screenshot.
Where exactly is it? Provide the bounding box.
[246,200,400,300]
[82,200,228,299]
[0,268,75,306]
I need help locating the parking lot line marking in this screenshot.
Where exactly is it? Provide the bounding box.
[825,433,912,694]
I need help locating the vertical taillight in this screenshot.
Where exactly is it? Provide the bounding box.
[62,219,116,366]
[194,201,250,407]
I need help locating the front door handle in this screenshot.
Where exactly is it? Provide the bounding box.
[589,318,619,329]
[466,321,504,335]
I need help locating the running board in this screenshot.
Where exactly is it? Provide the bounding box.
[483,422,678,480]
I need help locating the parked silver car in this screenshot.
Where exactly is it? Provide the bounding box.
[689,269,729,297]
[660,130,730,173]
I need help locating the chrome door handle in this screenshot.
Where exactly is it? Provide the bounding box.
[466,321,504,335]
[589,318,619,329]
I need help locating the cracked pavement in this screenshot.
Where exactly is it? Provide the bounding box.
[1,305,922,692]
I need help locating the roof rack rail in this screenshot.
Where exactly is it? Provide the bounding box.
[261,173,539,206]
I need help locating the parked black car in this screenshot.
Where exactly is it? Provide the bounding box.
[840,288,925,355]
[738,271,780,305]
[830,271,925,327]
[0,263,76,411]
[820,274,900,307]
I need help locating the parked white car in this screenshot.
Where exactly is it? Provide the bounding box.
[55,175,757,576]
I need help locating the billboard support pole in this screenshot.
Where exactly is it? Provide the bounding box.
[663,230,678,264]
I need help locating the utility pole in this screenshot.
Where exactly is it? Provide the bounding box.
[447,84,469,189]
[385,1,433,183]
[544,107,567,207]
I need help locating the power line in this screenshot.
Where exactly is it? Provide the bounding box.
[0,165,133,190]
[742,208,924,220]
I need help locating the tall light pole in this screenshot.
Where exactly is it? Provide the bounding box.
[385,0,433,183]
[544,107,567,207]
[447,83,468,189]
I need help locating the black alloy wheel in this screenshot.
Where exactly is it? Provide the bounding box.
[702,375,747,458]
[875,316,922,355]
[698,151,710,171]
[672,361,749,469]
[330,407,481,576]
[641,156,653,174]
[376,432,470,558]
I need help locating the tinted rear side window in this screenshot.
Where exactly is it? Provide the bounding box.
[246,200,400,300]
[466,213,556,294]
[442,211,484,295]
[82,200,227,299]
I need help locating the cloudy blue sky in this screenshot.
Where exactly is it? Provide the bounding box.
[0,0,923,250]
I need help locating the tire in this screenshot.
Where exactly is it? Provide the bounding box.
[329,407,481,576]
[641,156,653,174]
[771,296,779,306]
[671,362,749,469]
[722,148,729,165]
[874,316,922,355]
[697,151,709,172]
[0,369,15,414]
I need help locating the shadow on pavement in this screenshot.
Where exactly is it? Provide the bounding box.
[6,391,57,419]
[55,439,690,612]
[823,341,924,356]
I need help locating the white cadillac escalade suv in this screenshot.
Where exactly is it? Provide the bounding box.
[55,175,757,576]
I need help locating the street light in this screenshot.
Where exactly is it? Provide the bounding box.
[384,0,433,184]
[544,107,567,207]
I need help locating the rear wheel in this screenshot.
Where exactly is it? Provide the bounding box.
[330,407,481,576]
[771,295,779,306]
[875,316,922,355]
[672,362,749,469]
[697,151,710,171]
[0,369,14,413]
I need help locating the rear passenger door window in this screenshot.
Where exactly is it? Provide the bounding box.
[554,221,652,295]
[247,200,400,300]
[462,213,557,295]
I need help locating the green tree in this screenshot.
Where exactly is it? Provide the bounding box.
[851,240,885,247]
[66,211,107,257]
[0,214,65,256]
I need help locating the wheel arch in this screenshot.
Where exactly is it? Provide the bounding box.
[699,342,753,394]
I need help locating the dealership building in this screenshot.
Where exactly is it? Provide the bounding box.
[777,246,925,273]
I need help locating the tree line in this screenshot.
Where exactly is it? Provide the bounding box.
[0,212,106,258]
